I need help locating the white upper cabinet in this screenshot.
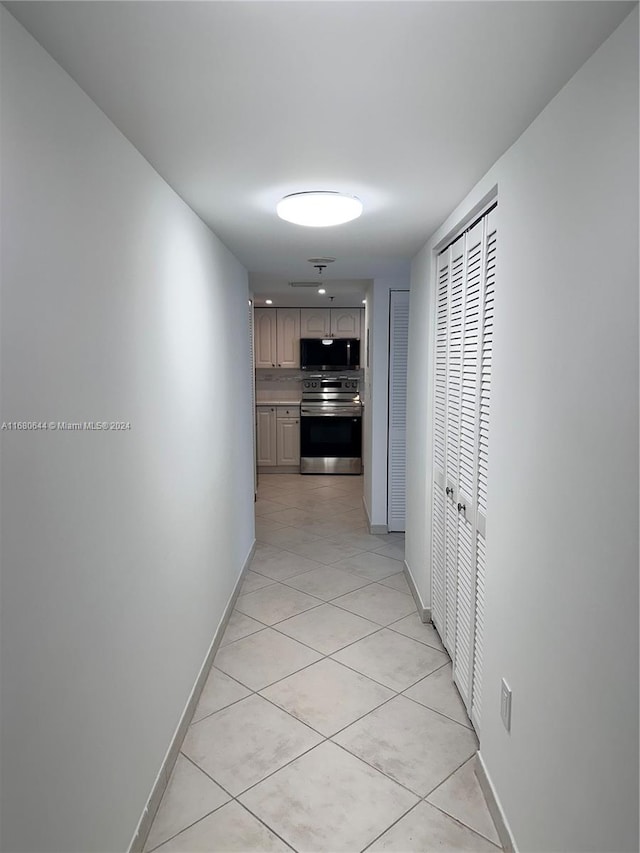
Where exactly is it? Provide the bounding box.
[300,308,330,338]
[276,308,301,368]
[330,308,361,339]
[254,308,278,368]
[300,307,361,339]
[254,308,300,368]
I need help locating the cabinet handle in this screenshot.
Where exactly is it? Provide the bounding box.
[457,502,466,513]
[446,486,453,496]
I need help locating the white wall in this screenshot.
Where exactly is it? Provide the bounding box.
[0,10,255,853]
[363,277,409,530]
[405,9,638,852]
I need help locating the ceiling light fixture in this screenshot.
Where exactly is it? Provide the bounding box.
[277,192,363,227]
[318,288,326,295]
[265,299,273,305]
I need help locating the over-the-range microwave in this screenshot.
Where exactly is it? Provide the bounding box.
[300,338,360,371]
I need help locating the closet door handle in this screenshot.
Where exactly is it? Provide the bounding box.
[445,487,453,497]
[457,502,466,513]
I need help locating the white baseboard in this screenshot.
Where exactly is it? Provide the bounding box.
[474,752,517,853]
[362,495,388,535]
[128,539,256,853]
[403,560,431,623]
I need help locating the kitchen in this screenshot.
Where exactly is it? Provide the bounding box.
[254,303,366,476]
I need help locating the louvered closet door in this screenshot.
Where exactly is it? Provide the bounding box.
[471,209,497,732]
[453,220,484,709]
[430,203,497,729]
[444,236,465,655]
[431,252,450,634]
[388,290,410,531]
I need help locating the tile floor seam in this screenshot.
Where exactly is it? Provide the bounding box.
[421,799,502,849]
[248,563,328,581]
[220,623,386,691]
[359,798,425,853]
[276,574,378,599]
[213,647,321,694]
[252,690,336,741]
[234,801,298,852]
[385,624,447,650]
[420,753,480,800]
[144,800,228,853]
[234,597,328,626]
[325,596,412,628]
[173,755,300,853]
[265,547,373,567]
[328,737,429,802]
[266,612,387,657]
[232,737,330,801]
[401,683,475,732]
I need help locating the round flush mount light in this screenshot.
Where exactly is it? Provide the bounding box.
[276,192,363,227]
[318,288,326,295]
[265,299,273,305]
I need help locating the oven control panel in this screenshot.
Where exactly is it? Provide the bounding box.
[302,378,360,393]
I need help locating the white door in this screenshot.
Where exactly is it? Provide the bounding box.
[387,291,410,531]
[430,203,497,729]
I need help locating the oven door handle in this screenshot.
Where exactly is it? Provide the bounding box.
[301,406,362,418]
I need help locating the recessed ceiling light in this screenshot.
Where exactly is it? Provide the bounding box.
[362,299,366,304]
[265,299,273,305]
[318,288,326,295]
[276,192,363,227]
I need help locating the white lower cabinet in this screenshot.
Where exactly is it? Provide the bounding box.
[257,406,300,467]
[276,416,300,465]
[256,406,277,466]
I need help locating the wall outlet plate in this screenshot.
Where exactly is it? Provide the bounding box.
[500,678,512,732]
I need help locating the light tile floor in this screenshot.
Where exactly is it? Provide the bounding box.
[145,474,502,853]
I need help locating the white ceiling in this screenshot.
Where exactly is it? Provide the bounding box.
[5,1,633,305]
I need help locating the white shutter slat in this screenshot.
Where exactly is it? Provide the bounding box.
[443,237,464,654]
[454,220,483,707]
[471,531,486,729]
[477,218,496,520]
[431,480,446,629]
[471,209,497,733]
[388,291,410,531]
[431,251,449,633]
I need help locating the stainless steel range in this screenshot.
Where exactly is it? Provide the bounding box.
[300,376,362,475]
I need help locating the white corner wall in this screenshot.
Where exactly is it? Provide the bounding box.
[405,8,638,852]
[0,10,255,853]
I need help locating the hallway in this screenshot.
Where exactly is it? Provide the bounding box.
[145,475,501,852]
